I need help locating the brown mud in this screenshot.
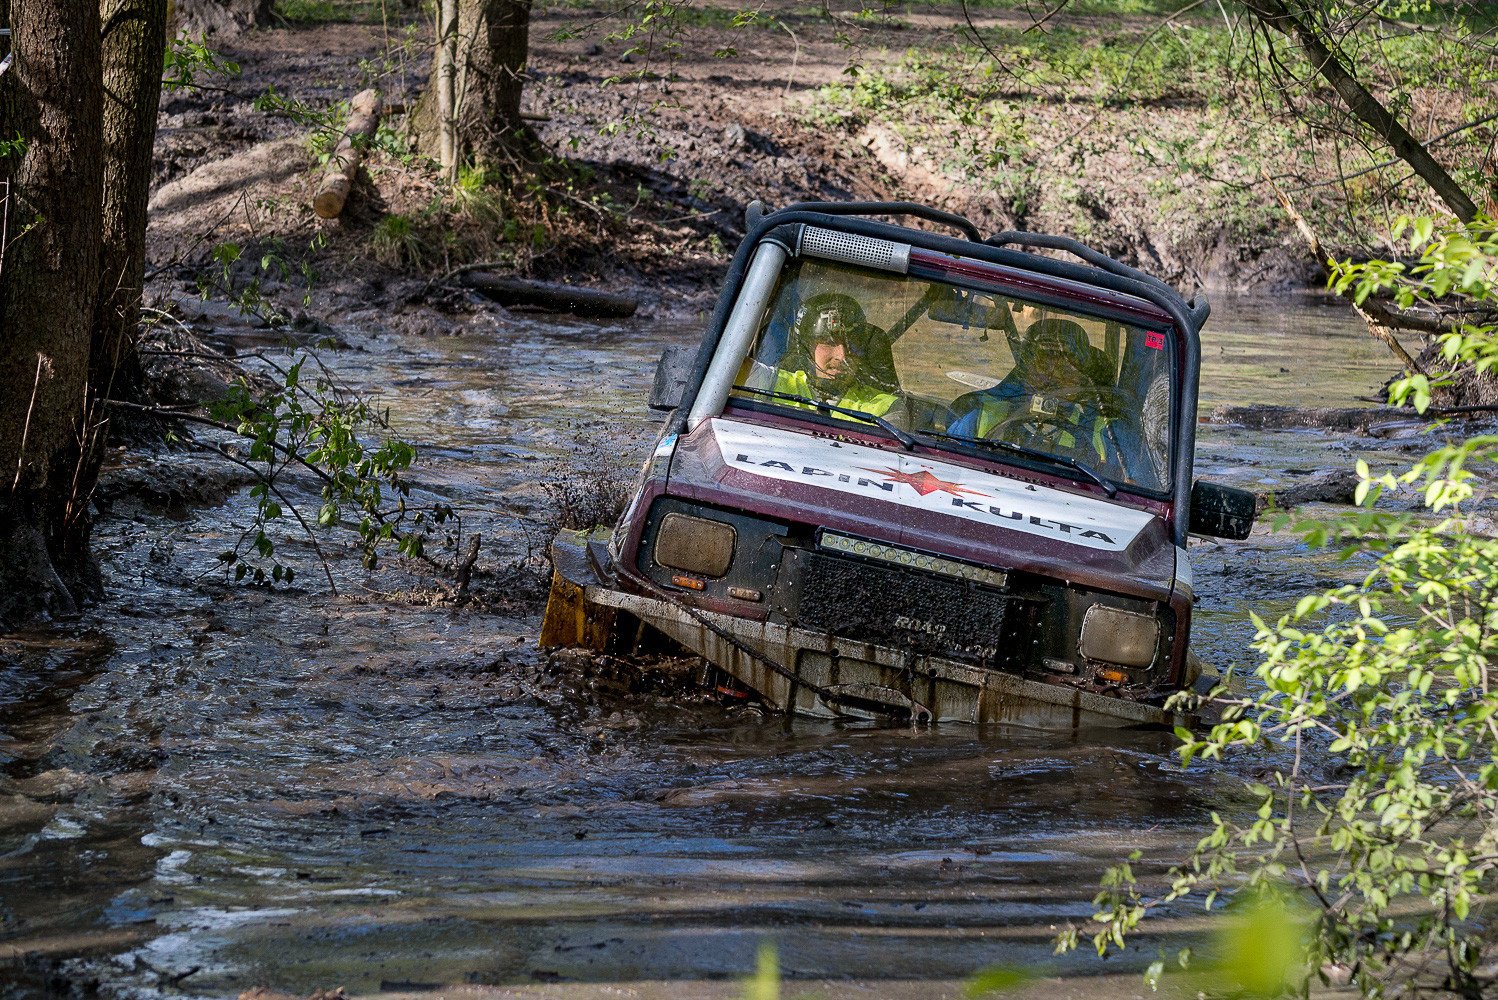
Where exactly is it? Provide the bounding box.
[141,3,1343,336]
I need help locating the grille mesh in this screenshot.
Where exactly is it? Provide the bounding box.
[800,227,911,274]
[791,552,1031,666]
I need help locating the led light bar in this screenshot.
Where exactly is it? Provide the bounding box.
[820,532,1008,589]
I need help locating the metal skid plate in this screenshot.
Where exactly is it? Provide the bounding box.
[579,586,1182,730]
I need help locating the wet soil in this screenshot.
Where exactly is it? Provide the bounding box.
[0,287,1457,997]
[142,2,1346,331]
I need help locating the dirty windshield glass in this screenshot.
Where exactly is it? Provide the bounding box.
[730,258,1173,492]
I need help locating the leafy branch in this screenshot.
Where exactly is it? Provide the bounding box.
[108,346,456,593]
[1061,216,1498,999]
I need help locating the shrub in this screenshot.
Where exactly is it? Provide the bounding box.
[1061,219,1498,998]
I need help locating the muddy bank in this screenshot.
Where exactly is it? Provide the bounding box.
[140,7,1349,336]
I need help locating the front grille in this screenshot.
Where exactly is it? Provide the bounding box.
[786,551,1034,667]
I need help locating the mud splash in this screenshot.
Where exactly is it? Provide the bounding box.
[0,292,1423,997]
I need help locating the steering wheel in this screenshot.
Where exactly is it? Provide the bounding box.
[989,407,1079,450]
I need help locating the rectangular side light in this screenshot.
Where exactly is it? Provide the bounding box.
[655,512,737,578]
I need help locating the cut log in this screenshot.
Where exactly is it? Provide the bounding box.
[312,88,382,220]
[460,272,639,318]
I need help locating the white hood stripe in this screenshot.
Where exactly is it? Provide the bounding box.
[712,419,1155,552]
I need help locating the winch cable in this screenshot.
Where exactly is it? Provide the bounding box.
[630,571,840,703]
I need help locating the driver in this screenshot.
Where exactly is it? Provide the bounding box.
[949,317,1114,457]
[774,293,900,417]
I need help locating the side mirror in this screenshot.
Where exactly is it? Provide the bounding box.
[1189,480,1257,540]
[648,344,695,413]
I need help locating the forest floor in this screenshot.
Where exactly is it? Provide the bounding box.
[142,0,1488,331]
[141,0,1412,334]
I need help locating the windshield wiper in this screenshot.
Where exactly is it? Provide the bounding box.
[921,429,1118,497]
[732,385,916,450]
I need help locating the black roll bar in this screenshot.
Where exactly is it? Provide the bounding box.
[670,202,1207,546]
[988,230,1210,329]
[775,201,983,243]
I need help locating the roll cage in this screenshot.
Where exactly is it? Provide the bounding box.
[666,201,1209,547]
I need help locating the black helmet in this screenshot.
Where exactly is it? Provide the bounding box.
[795,293,865,346]
[1009,317,1100,389]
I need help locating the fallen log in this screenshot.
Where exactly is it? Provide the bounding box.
[1255,469,1360,513]
[312,88,382,220]
[1207,404,1408,433]
[460,271,639,318]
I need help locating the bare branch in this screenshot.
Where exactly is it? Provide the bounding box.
[1241,0,1479,222]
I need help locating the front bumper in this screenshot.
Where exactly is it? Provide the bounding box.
[542,528,1192,730]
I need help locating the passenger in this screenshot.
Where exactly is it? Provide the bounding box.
[774,293,901,417]
[950,317,1116,459]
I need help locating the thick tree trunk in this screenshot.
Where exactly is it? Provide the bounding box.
[417,0,532,170]
[468,0,530,165]
[1244,0,1478,223]
[93,0,166,436]
[0,0,105,624]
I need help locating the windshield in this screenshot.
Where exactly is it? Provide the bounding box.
[729,257,1174,492]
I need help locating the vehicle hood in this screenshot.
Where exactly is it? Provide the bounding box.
[666,418,1178,601]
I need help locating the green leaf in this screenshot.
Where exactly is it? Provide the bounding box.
[965,966,1034,997]
[742,941,779,1000]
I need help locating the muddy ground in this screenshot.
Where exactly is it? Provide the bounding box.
[0,285,1445,996]
[144,0,1344,338]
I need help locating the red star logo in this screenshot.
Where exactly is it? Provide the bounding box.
[863,467,988,498]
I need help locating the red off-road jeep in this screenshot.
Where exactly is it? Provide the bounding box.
[543,202,1254,728]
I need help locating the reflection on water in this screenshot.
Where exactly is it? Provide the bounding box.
[0,294,1409,996]
[1199,291,1397,409]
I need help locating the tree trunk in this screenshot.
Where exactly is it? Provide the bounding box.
[468,0,530,166]
[0,0,105,624]
[1243,0,1478,223]
[92,0,166,439]
[436,0,458,176]
[417,0,532,171]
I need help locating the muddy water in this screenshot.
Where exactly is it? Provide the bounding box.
[0,292,1418,997]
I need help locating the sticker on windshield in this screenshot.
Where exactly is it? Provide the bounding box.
[1145,331,1166,350]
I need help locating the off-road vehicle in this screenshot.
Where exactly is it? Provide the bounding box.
[542,201,1254,728]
